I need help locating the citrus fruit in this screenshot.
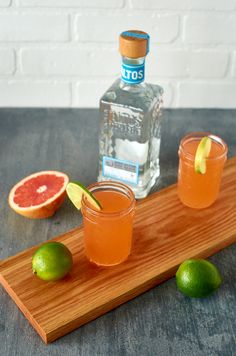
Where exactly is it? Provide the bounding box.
[194,136,212,174]
[66,181,102,211]
[32,242,73,281]
[176,259,222,298]
[8,171,69,219]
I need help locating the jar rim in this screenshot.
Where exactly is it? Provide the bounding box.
[179,132,228,162]
[81,181,136,217]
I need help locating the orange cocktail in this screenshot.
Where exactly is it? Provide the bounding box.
[81,181,136,266]
[178,132,227,209]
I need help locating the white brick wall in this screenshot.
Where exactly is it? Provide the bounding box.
[0,81,71,106]
[75,13,179,43]
[0,13,69,42]
[19,0,125,8]
[0,1,235,108]
[0,49,15,74]
[0,0,11,7]
[184,14,236,44]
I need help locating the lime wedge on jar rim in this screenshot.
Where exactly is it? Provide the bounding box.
[66,182,102,211]
[194,136,212,174]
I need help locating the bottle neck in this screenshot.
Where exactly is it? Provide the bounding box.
[121,56,145,86]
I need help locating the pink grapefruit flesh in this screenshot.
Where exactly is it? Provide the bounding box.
[8,171,69,219]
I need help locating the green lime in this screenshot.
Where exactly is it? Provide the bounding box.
[32,242,73,281]
[176,259,222,298]
[66,181,102,211]
[194,136,212,174]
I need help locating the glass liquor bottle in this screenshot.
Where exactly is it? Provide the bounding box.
[98,30,163,199]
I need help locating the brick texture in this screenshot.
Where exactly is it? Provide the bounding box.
[20,48,120,76]
[0,0,11,6]
[178,82,236,108]
[0,81,71,107]
[147,50,229,78]
[232,52,236,77]
[0,49,15,74]
[130,0,236,11]
[0,13,69,42]
[19,0,124,8]
[75,13,179,44]
[0,2,235,108]
[184,14,236,44]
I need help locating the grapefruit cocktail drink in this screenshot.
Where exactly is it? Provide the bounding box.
[178,132,228,209]
[81,181,136,266]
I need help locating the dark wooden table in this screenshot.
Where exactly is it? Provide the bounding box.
[0,109,235,356]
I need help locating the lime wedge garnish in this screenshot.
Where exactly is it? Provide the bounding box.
[66,182,102,211]
[194,136,212,174]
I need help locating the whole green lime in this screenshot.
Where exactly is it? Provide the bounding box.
[176,259,222,298]
[32,242,73,281]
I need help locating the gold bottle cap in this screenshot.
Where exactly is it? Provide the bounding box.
[119,30,150,59]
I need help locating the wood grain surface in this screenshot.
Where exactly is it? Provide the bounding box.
[0,157,236,344]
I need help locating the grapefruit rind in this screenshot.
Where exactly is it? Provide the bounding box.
[8,171,69,219]
[66,181,102,211]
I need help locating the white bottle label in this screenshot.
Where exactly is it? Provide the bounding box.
[102,156,139,185]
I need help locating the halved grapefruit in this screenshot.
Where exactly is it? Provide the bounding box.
[8,171,69,219]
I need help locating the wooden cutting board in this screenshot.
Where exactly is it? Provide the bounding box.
[1,157,236,344]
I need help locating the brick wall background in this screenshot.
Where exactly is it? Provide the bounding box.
[0,0,236,108]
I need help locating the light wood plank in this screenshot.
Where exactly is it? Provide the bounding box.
[1,157,236,343]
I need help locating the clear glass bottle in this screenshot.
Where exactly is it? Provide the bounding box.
[98,30,163,199]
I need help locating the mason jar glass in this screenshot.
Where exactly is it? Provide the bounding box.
[81,181,136,266]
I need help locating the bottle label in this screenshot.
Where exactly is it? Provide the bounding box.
[121,63,145,84]
[102,156,139,185]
